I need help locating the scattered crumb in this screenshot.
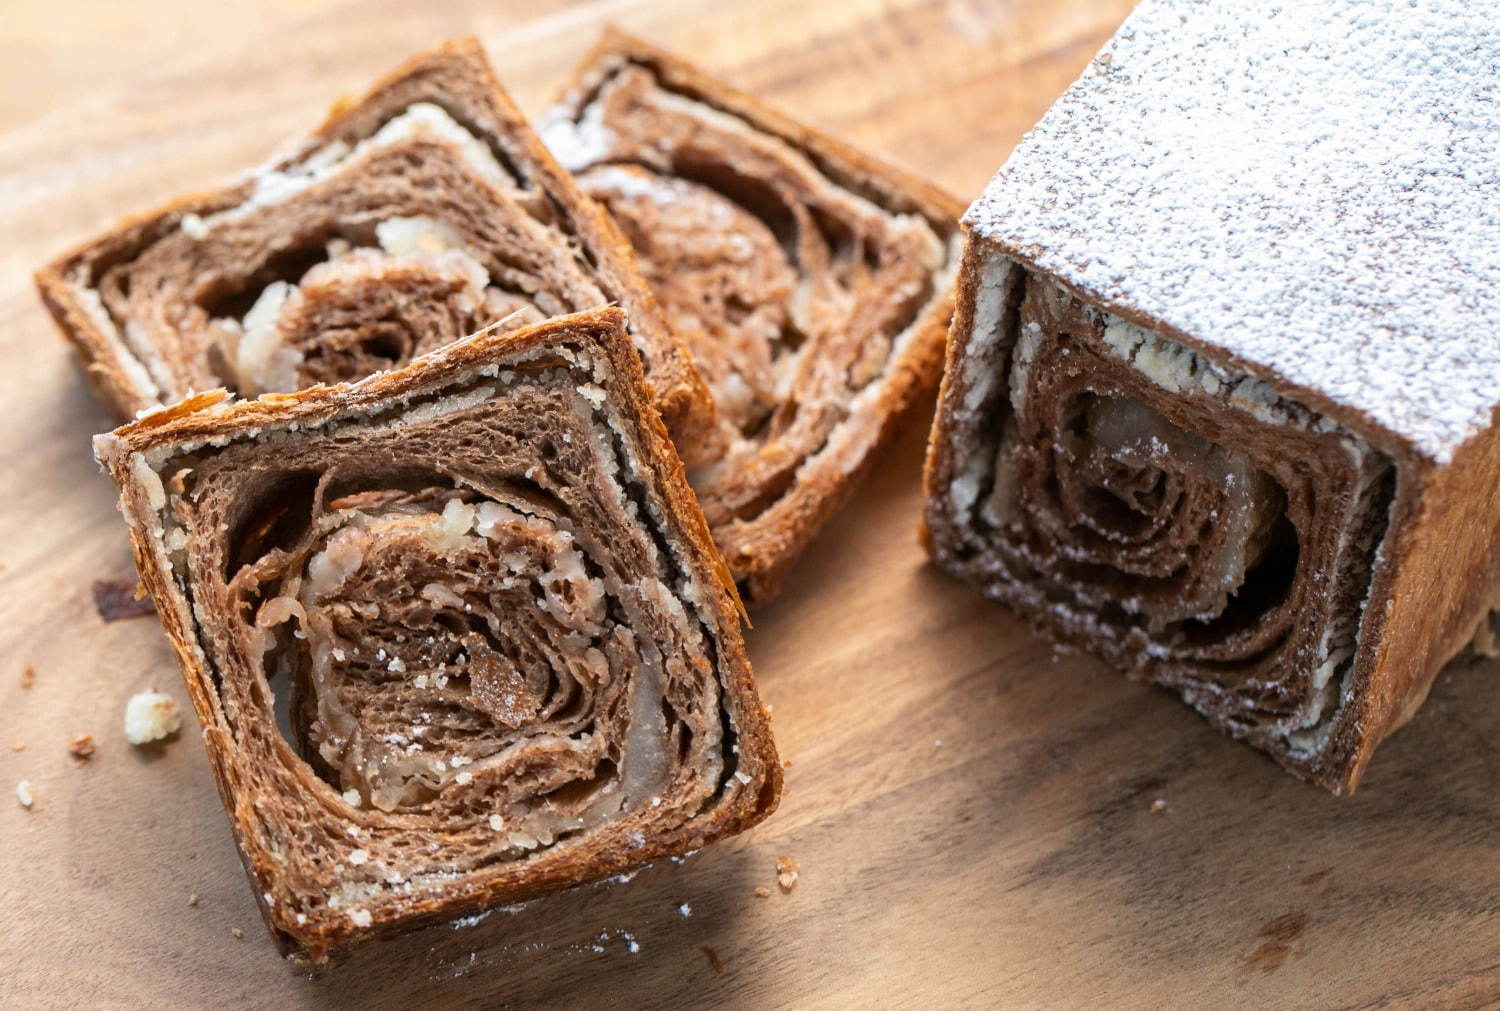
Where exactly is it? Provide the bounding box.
[1150,799,1168,813]
[781,758,793,771]
[16,780,34,809]
[188,894,200,907]
[20,665,34,690]
[677,903,692,918]
[348,849,369,866]
[754,887,772,899]
[776,856,799,893]
[68,733,96,761]
[702,946,725,973]
[91,578,156,622]
[231,928,243,939]
[488,814,504,832]
[933,740,942,748]
[349,909,373,928]
[342,788,361,806]
[124,691,181,745]
[10,740,24,753]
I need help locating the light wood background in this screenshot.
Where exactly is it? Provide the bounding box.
[4,1,1499,1007]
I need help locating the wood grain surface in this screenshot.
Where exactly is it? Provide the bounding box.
[4,1,1499,1007]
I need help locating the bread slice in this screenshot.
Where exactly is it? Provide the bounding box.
[542,30,965,603]
[38,38,714,451]
[93,306,780,960]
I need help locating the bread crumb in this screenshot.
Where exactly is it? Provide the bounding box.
[776,856,799,893]
[342,788,361,806]
[9,740,24,753]
[754,887,771,898]
[16,780,34,809]
[231,927,243,939]
[677,903,692,918]
[488,814,504,832]
[92,578,156,622]
[702,946,725,973]
[68,733,97,761]
[348,849,369,866]
[187,894,200,907]
[124,691,181,745]
[20,665,34,690]
[1150,798,1168,813]
[350,909,373,928]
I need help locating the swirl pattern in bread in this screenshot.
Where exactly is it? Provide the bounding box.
[95,308,778,959]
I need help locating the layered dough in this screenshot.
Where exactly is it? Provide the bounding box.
[544,34,962,602]
[39,40,710,444]
[95,310,778,958]
[927,255,1398,786]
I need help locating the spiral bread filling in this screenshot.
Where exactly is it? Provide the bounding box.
[544,34,963,602]
[928,255,1397,786]
[39,40,709,443]
[95,311,777,958]
[926,0,1500,791]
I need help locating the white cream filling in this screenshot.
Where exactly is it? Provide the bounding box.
[229,216,495,396]
[228,103,514,223]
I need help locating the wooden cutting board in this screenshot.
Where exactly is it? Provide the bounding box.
[4,1,1498,1006]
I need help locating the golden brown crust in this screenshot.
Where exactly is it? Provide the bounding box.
[37,38,715,450]
[547,30,966,604]
[96,307,779,959]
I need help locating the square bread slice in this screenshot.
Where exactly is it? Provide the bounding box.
[38,38,715,451]
[94,306,780,960]
[542,30,966,603]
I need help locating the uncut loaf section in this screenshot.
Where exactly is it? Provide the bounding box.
[94,309,779,959]
[924,0,1500,792]
[544,31,964,603]
[37,38,713,450]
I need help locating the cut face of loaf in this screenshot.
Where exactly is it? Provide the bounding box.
[94,308,779,960]
[38,38,713,450]
[542,31,965,603]
[927,259,1397,789]
[926,0,1500,793]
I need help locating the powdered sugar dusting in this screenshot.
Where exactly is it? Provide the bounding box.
[967,0,1500,464]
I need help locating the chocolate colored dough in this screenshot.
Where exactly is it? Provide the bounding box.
[37,38,713,451]
[544,31,964,603]
[926,0,1500,793]
[95,308,778,959]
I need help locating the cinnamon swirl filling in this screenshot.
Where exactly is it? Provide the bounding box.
[103,319,776,954]
[544,48,960,599]
[928,261,1396,773]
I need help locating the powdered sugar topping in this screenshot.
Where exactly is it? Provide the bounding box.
[967,0,1500,463]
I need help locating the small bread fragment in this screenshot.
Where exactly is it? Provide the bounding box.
[124,691,182,745]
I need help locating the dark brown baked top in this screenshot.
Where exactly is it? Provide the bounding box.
[544,31,964,602]
[95,308,778,958]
